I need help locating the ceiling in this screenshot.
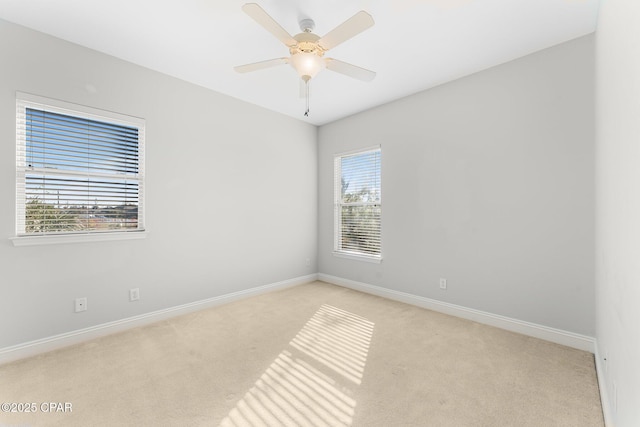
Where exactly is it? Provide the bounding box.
[0,0,600,126]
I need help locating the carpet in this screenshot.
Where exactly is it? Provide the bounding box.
[0,281,603,426]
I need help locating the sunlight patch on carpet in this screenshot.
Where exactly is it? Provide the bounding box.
[290,305,375,385]
[219,305,374,427]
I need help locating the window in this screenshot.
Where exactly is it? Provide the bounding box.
[334,146,381,262]
[14,93,145,244]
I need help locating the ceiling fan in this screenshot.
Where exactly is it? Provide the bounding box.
[235,3,376,116]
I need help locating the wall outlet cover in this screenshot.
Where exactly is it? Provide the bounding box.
[75,297,87,312]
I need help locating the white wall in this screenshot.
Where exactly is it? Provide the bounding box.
[318,36,595,336]
[0,20,317,349]
[595,1,640,425]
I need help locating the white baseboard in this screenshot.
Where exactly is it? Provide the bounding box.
[318,273,595,353]
[594,343,613,426]
[0,273,318,366]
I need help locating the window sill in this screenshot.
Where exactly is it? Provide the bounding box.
[10,231,147,247]
[333,251,382,264]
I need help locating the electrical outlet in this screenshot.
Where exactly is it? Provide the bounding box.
[75,297,87,313]
[439,278,447,290]
[129,288,140,302]
[305,258,311,267]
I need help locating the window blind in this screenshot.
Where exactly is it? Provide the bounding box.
[16,96,145,236]
[334,147,381,258]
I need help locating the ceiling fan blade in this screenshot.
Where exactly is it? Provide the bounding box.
[325,58,376,82]
[318,11,374,51]
[234,57,289,73]
[242,3,297,47]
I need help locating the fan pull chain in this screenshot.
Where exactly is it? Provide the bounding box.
[303,77,310,117]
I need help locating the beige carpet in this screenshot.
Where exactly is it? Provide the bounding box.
[0,281,603,426]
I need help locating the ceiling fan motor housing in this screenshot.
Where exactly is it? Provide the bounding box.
[290,32,325,55]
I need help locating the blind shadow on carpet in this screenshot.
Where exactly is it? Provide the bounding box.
[220,304,375,426]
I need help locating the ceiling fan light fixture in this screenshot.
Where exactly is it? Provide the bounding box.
[290,52,325,80]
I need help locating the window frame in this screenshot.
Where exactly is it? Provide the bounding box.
[333,145,382,263]
[12,92,146,246]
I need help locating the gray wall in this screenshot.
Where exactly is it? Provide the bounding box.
[318,35,595,336]
[0,20,318,349]
[595,1,640,425]
[0,18,598,357]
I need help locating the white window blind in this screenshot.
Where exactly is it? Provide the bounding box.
[16,94,145,237]
[334,147,381,259]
